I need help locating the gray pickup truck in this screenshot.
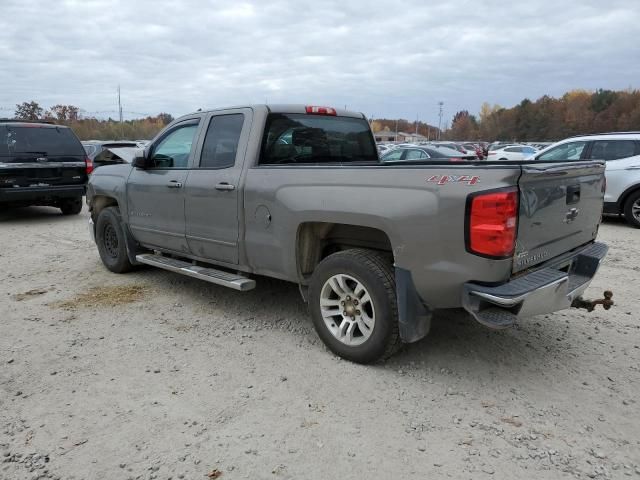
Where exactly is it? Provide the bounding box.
[87,105,610,363]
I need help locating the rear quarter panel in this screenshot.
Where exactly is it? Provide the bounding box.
[243,164,522,308]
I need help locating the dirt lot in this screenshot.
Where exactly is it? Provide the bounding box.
[1,206,638,480]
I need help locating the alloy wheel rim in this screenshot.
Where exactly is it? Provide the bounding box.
[319,274,375,346]
[633,199,640,221]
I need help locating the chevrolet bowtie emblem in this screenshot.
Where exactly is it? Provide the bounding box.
[564,207,580,223]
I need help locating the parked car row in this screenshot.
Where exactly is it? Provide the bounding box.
[2,117,639,229]
[376,132,640,227]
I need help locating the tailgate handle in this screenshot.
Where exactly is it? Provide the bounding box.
[566,184,580,204]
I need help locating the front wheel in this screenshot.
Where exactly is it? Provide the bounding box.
[308,249,400,364]
[95,206,134,273]
[623,190,640,228]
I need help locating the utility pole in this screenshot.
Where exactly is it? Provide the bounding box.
[117,85,123,123]
[395,119,398,142]
[437,101,444,140]
[415,113,418,139]
[117,85,124,139]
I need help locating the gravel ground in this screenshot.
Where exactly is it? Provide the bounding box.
[1,206,639,480]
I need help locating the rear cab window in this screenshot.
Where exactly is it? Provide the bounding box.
[259,113,378,165]
[0,125,85,160]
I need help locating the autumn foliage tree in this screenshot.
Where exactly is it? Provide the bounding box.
[447,110,479,140]
[14,101,44,120]
[11,101,173,140]
[454,88,640,141]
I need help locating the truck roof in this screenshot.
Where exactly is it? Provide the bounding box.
[176,104,367,121]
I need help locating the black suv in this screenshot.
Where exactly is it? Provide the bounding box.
[0,121,89,215]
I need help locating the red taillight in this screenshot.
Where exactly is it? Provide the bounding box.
[466,188,518,258]
[85,156,94,174]
[305,106,337,115]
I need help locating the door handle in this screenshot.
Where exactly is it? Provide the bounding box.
[215,183,235,191]
[167,181,183,188]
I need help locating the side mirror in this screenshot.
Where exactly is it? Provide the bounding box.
[132,149,149,169]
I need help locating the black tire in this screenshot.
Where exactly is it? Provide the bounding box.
[95,206,134,273]
[308,248,400,364]
[60,196,83,215]
[623,190,640,228]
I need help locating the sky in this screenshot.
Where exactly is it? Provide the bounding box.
[1,0,639,126]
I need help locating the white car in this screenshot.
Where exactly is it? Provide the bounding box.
[487,144,538,161]
[534,133,640,227]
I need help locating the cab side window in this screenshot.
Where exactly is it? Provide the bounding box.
[199,114,245,169]
[150,123,199,169]
[588,140,637,161]
[537,141,587,161]
[382,149,404,161]
[405,149,429,160]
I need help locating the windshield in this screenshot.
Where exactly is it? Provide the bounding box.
[0,125,84,157]
[260,113,378,165]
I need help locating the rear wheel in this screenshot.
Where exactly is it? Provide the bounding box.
[623,190,640,228]
[308,249,400,364]
[95,206,133,273]
[60,196,83,215]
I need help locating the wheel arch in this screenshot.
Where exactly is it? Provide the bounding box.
[90,195,119,221]
[295,222,394,283]
[617,182,640,212]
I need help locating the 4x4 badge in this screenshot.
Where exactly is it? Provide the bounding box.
[427,174,480,186]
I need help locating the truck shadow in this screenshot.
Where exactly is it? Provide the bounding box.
[395,309,586,376]
[601,214,631,228]
[0,206,85,223]
[140,267,582,376]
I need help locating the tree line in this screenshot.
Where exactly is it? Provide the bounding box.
[10,101,173,140]
[371,88,640,142]
[12,88,640,143]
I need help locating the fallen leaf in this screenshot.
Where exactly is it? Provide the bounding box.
[13,289,48,301]
[501,417,523,427]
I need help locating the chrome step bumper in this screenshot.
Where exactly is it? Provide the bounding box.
[136,253,256,291]
[462,242,608,329]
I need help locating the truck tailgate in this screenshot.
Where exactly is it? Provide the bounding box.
[514,161,605,273]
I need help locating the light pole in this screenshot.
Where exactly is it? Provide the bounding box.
[437,101,444,140]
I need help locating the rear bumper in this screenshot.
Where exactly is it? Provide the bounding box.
[0,185,85,203]
[462,242,608,328]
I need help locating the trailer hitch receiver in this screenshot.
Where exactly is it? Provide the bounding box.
[571,290,613,312]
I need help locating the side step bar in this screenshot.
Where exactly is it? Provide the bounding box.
[136,254,256,291]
